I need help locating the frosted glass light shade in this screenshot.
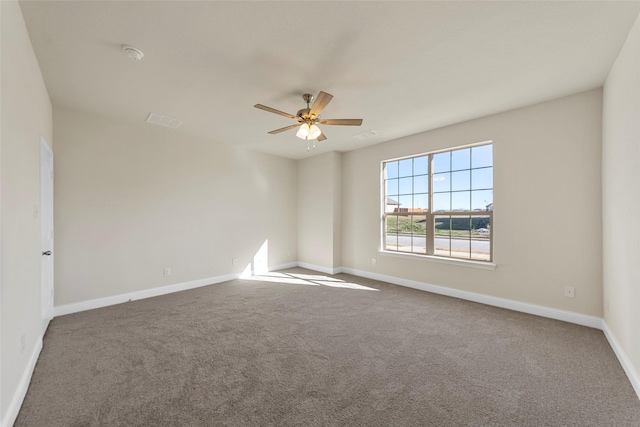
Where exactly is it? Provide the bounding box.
[308,124,321,140]
[296,123,310,139]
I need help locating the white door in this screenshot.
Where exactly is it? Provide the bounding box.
[40,137,54,333]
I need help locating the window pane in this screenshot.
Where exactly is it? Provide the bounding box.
[471,167,492,190]
[412,215,427,235]
[399,177,412,194]
[385,161,399,179]
[386,197,399,213]
[398,195,412,211]
[397,216,412,252]
[451,170,470,191]
[386,215,399,233]
[414,193,429,210]
[471,190,493,211]
[471,215,491,233]
[411,215,427,254]
[399,159,413,177]
[450,217,471,259]
[386,178,399,196]
[433,172,450,192]
[434,216,451,256]
[414,156,429,175]
[452,148,470,171]
[471,240,490,261]
[433,193,450,212]
[385,227,398,250]
[451,191,471,211]
[433,152,450,173]
[471,216,491,261]
[472,145,492,168]
[450,238,471,259]
[413,175,429,193]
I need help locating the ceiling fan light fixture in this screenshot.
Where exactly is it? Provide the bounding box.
[308,124,321,140]
[296,123,310,139]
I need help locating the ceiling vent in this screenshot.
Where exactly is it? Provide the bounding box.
[353,129,378,140]
[146,113,183,129]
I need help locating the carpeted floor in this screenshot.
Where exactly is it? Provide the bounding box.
[16,268,640,426]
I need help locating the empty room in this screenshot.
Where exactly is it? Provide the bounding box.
[2,1,640,425]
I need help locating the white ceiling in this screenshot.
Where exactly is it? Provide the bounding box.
[20,1,640,160]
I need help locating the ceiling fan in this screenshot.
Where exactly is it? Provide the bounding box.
[254,91,363,149]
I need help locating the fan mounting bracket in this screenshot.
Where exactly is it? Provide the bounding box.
[302,93,313,105]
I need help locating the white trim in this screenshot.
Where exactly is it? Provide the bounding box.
[339,267,602,329]
[269,262,298,272]
[2,337,43,427]
[379,250,496,270]
[297,262,343,275]
[54,273,240,317]
[53,262,300,317]
[602,321,640,400]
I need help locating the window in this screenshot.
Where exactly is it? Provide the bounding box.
[383,143,493,262]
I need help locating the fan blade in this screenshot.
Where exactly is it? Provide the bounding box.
[309,91,333,117]
[318,119,363,126]
[268,124,300,135]
[317,132,327,142]
[254,104,296,120]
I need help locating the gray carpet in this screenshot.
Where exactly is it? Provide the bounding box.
[16,268,640,426]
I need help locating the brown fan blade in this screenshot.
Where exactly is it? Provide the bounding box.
[268,124,300,135]
[317,132,327,142]
[309,91,333,117]
[318,119,363,126]
[254,104,296,120]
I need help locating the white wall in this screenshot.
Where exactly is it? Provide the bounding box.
[602,13,640,394]
[0,1,53,425]
[342,89,603,316]
[53,107,297,306]
[297,151,342,272]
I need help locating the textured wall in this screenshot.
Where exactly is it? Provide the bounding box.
[53,106,297,305]
[602,13,640,392]
[342,89,603,316]
[297,151,341,271]
[1,1,53,422]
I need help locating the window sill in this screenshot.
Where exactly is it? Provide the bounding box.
[379,250,496,270]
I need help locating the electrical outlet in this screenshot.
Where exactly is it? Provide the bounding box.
[372,258,377,266]
[232,258,238,266]
[164,267,171,277]
[564,286,575,298]
[20,334,25,354]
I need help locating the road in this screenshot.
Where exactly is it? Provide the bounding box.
[386,234,490,258]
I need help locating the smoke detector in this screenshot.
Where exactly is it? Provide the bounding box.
[122,45,144,61]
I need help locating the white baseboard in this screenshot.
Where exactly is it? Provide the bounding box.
[54,263,300,317]
[297,262,343,275]
[602,321,640,399]
[269,262,298,272]
[339,267,603,329]
[54,273,240,317]
[2,337,43,427]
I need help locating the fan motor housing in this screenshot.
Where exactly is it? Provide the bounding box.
[296,108,317,123]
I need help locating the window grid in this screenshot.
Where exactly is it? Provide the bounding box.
[384,144,493,262]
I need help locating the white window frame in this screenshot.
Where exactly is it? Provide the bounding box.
[381,141,493,264]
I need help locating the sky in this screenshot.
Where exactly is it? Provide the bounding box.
[385,144,493,212]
